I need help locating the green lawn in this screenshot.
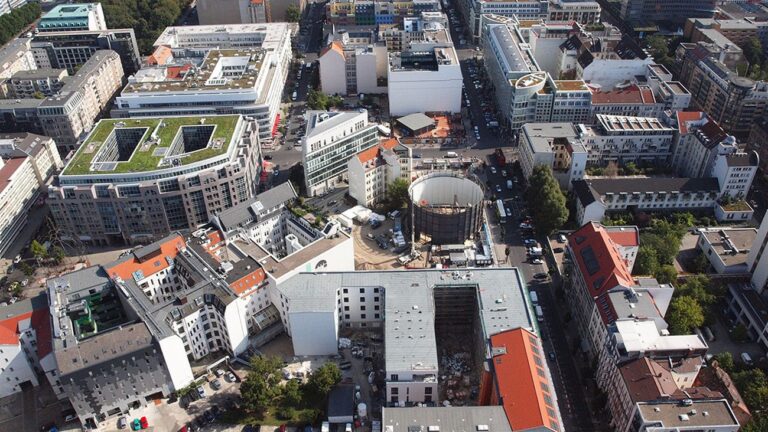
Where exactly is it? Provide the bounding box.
[63,115,240,175]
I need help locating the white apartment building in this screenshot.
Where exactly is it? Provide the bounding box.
[0,38,37,81]
[578,115,677,166]
[671,112,738,178]
[348,138,411,206]
[115,24,293,144]
[0,296,49,398]
[697,227,757,274]
[0,133,62,256]
[468,0,548,41]
[387,34,462,116]
[518,122,586,189]
[302,110,379,196]
[747,213,768,295]
[318,38,387,96]
[573,177,722,225]
[712,151,758,200]
[628,400,739,432]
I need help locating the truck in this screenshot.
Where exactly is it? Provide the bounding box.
[535,305,544,322]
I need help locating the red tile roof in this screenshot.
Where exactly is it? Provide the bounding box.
[568,222,634,298]
[606,229,639,248]
[0,301,51,359]
[676,111,706,135]
[356,138,400,163]
[591,84,656,105]
[0,156,27,195]
[489,328,560,432]
[105,234,186,281]
[147,46,172,66]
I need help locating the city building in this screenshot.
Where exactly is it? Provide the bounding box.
[387,29,461,116]
[348,138,411,206]
[48,115,262,246]
[747,214,768,295]
[0,133,62,255]
[479,328,563,431]
[589,84,662,119]
[120,24,293,145]
[578,114,677,166]
[467,0,549,41]
[684,17,761,49]
[697,227,757,274]
[619,0,715,24]
[326,0,440,27]
[8,68,68,98]
[747,118,768,174]
[197,0,276,24]
[273,268,545,407]
[565,222,719,431]
[30,28,141,75]
[0,38,37,82]
[37,3,107,33]
[677,42,768,138]
[518,122,586,189]
[46,266,176,429]
[383,406,513,431]
[628,400,739,432]
[0,50,124,152]
[0,0,27,17]
[301,110,379,196]
[318,37,387,96]
[481,17,591,130]
[670,112,736,179]
[0,294,51,399]
[573,177,721,225]
[547,0,600,24]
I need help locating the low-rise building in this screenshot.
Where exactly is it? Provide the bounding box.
[348,138,411,206]
[48,115,261,246]
[573,177,721,225]
[628,399,739,432]
[383,406,513,431]
[697,227,757,274]
[547,0,600,24]
[38,3,107,33]
[0,133,62,255]
[302,110,379,196]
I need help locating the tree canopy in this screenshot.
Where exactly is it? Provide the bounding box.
[525,165,568,235]
[240,355,283,416]
[306,90,344,110]
[91,0,190,54]
[0,3,40,46]
[386,178,410,211]
[285,5,301,22]
[305,363,341,400]
[666,295,704,335]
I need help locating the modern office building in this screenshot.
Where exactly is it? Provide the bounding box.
[467,0,549,41]
[37,3,107,33]
[326,0,440,26]
[348,138,411,206]
[48,115,262,246]
[547,0,600,24]
[30,29,141,75]
[0,133,62,255]
[619,0,715,24]
[120,24,292,144]
[301,110,379,196]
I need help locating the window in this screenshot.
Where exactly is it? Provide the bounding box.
[345,314,350,319]
[359,288,365,294]
[425,387,432,395]
[344,306,350,311]
[360,306,366,311]
[343,288,348,294]
[361,314,366,319]
[391,374,398,381]
[360,297,365,302]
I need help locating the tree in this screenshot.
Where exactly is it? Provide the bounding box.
[743,37,765,74]
[305,363,341,400]
[30,240,47,262]
[386,178,410,211]
[689,252,710,274]
[289,163,306,195]
[733,368,768,411]
[654,265,678,285]
[604,161,619,177]
[285,5,301,22]
[742,415,768,432]
[634,246,659,276]
[623,161,639,175]
[713,352,734,372]
[677,274,718,306]
[525,166,568,235]
[240,355,283,416]
[666,296,704,335]
[282,379,302,407]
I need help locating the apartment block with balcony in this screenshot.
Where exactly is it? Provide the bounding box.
[518,122,586,190]
[578,114,677,167]
[30,28,141,75]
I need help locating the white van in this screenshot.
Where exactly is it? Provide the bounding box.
[741,352,753,365]
[535,305,544,322]
[529,291,538,304]
[445,151,458,158]
[291,91,298,101]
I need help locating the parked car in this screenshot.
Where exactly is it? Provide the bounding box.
[548,352,556,361]
[533,272,549,280]
[140,417,149,429]
[495,185,502,193]
[226,371,237,382]
[197,386,206,398]
[211,379,222,390]
[118,417,128,429]
[530,258,543,265]
[520,223,533,230]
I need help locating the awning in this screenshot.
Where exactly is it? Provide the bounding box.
[271,114,281,137]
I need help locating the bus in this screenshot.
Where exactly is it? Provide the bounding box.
[495,199,506,223]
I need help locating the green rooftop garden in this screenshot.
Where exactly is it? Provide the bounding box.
[63,115,240,175]
[719,200,752,212]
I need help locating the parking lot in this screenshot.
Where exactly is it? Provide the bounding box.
[351,217,405,270]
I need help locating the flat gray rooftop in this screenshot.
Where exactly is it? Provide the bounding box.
[383,406,512,431]
[637,400,738,428]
